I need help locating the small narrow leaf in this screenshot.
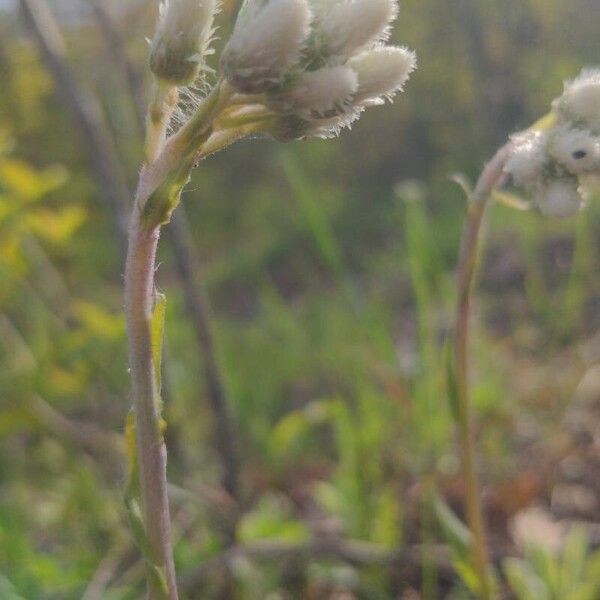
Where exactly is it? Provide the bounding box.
[530,111,557,132]
[432,493,472,560]
[151,292,167,394]
[445,339,460,423]
[125,409,138,479]
[450,173,474,200]
[503,558,550,600]
[492,189,531,211]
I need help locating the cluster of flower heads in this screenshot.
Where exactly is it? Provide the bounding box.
[504,69,600,218]
[222,0,416,139]
[150,0,416,141]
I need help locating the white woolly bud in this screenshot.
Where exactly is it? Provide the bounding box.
[150,0,218,85]
[554,69,600,128]
[549,125,600,174]
[269,66,358,117]
[534,179,584,218]
[348,45,416,105]
[221,0,312,94]
[504,131,548,189]
[313,0,398,62]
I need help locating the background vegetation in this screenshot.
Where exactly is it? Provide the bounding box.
[1,0,600,597]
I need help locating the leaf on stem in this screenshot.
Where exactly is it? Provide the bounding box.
[445,339,460,424]
[492,189,531,211]
[151,292,167,394]
[450,173,474,200]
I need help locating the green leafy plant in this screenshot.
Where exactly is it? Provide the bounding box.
[504,528,600,600]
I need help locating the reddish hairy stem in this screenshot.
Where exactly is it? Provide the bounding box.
[124,208,178,600]
[454,142,513,600]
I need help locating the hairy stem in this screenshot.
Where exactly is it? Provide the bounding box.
[454,143,513,600]
[124,206,178,600]
[146,83,179,163]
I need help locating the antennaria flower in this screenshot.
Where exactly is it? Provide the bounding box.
[216,0,414,140]
[311,0,398,62]
[348,45,416,105]
[549,125,600,174]
[503,67,600,219]
[220,0,313,94]
[269,66,358,117]
[150,0,219,85]
[553,69,600,129]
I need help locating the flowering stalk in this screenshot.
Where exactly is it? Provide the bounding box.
[452,68,600,599]
[124,1,416,596]
[124,217,177,599]
[452,143,513,600]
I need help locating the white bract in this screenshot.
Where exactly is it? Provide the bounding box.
[504,67,600,218]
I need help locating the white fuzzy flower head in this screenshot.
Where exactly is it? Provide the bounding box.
[218,0,414,141]
[534,178,584,218]
[269,66,358,117]
[549,125,600,174]
[348,45,416,106]
[553,69,600,129]
[312,0,398,62]
[221,0,312,94]
[150,0,219,85]
[504,130,548,189]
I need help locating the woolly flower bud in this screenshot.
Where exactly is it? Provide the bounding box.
[504,131,548,189]
[221,0,312,94]
[269,66,358,117]
[313,0,398,61]
[150,0,218,85]
[554,69,600,128]
[534,179,583,218]
[549,125,600,174]
[348,45,416,106]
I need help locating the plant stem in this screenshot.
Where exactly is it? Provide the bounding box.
[124,206,178,600]
[453,143,513,600]
[146,83,179,163]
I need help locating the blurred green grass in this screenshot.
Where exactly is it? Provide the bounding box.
[1,0,600,597]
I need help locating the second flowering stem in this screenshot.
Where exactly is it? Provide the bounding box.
[453,143,513,600]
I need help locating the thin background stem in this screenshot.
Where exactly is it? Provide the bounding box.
[453,142,513,599]
[19,0,130,253]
